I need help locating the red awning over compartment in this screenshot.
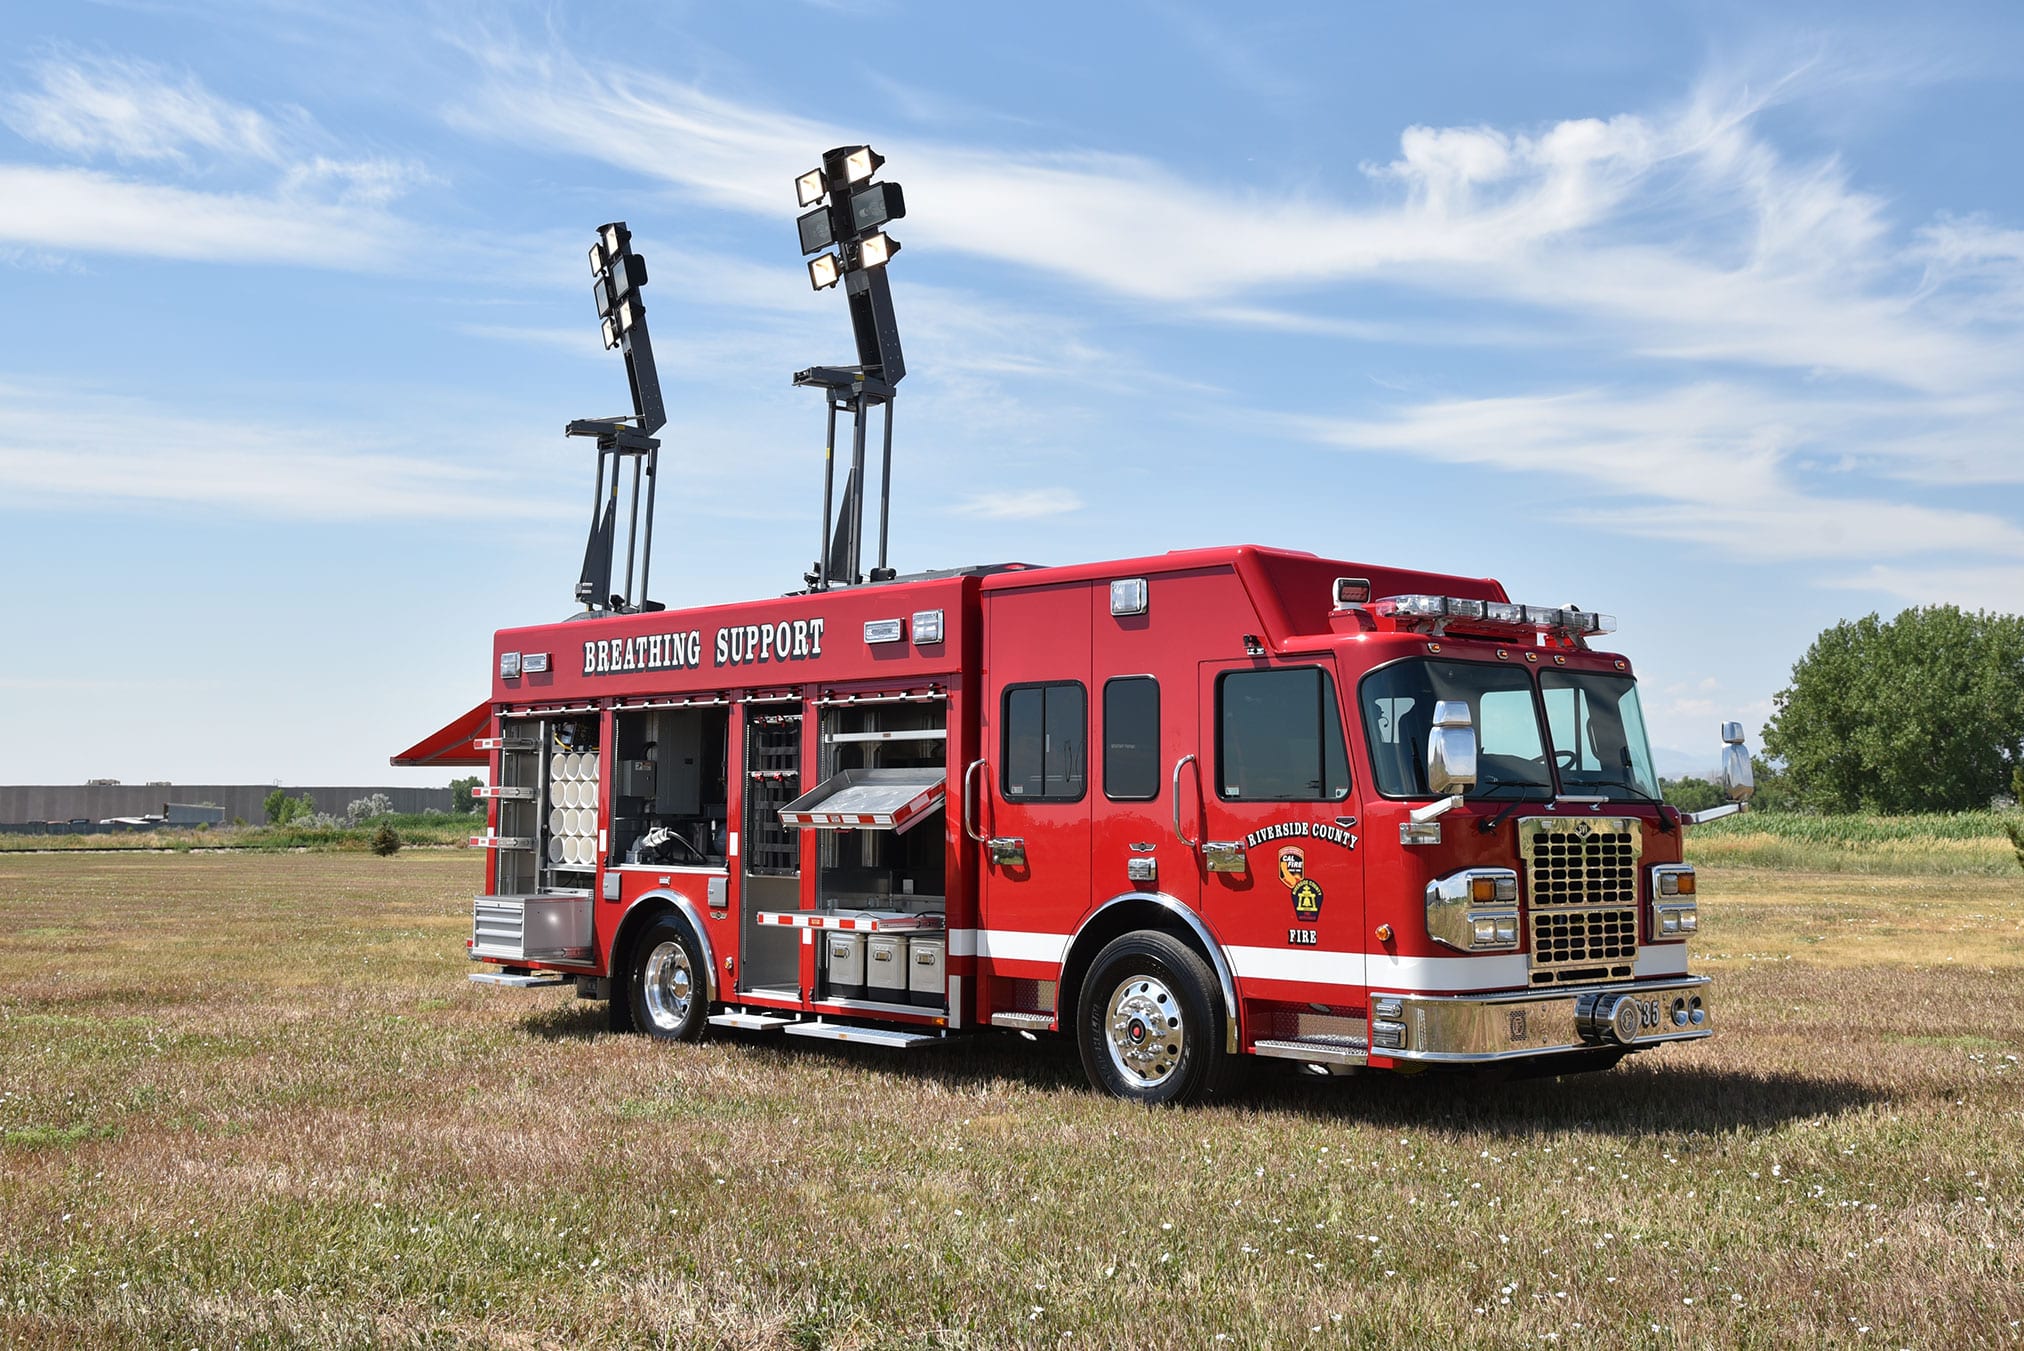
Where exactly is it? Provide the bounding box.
[390,701,492,767]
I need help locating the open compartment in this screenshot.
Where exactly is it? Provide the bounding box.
[771,696,950,1010]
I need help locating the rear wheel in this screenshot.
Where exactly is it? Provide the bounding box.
[626,915,707,1042]
[1076,931,1227,1105]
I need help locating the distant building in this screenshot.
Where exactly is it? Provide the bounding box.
[0,783,457,828]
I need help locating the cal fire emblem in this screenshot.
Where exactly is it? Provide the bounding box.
[1278,845,1324,921]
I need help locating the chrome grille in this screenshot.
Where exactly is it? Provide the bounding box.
[1519,818,1643,985]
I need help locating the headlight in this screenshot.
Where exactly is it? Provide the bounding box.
[1427,868,1522,952]
[1649,865,1697,942]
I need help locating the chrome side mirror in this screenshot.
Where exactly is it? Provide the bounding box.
[1718,721,1755,802]
[1427,700,1478,794]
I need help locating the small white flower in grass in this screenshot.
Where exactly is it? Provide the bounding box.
[1160,1252,1171,1263]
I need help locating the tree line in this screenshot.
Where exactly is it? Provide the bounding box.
[1664,604,2024,815]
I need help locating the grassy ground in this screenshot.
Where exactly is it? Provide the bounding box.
[0,853,2018,1349]
[1688,809,2022,876]
[0,813,481,854]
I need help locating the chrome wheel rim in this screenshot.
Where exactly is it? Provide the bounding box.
[1103,973,1184,1086]
[642,940,694,1030]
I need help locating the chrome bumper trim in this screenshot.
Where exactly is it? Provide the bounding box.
[1374,977,1712,1063]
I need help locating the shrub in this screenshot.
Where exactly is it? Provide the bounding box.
[345,793,395,826]
[370,821,401,857]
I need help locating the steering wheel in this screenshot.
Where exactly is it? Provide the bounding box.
[1552,748,1579,771]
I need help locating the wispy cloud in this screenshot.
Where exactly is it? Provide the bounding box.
[1296,382,2024,563]
[0,163,405,266]
[1821,563,2024,617]
[0,54,431,268]
[448,43,2015,391]
[3,52,284,165]
[951,488,1084,520]
[0,383,545,520]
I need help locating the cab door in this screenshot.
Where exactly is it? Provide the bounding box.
[1190,658,1364,999]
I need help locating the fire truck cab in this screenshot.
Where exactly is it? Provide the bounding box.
[402,543,1733,1104]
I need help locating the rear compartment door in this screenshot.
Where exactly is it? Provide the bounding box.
[1191,658,1365,1008]
[977,583,1092,987]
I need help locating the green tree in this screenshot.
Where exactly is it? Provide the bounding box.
[370,820,402,857]
[448,775,482,815]
[1763,605,2024,813]
[263,788,289,824]
[1660,776,1728,812]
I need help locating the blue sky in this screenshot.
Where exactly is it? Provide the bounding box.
[3,1,2021,787]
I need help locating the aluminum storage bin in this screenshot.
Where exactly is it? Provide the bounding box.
[825,933,866,1002]
[907,935,945,1007]
[866,934,909,1000]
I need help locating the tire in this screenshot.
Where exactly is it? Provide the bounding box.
[1076,931,1228,1106]
[625,915,708,1042]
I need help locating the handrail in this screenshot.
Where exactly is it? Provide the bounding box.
[961,758,989,843]
[1171,753,1200,849]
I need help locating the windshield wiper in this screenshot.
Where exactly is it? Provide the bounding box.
[1474,781,1554,834]
[1571,777,1676,831]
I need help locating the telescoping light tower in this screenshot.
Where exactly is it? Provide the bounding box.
[572,222,668,614]
[792,145,907,590]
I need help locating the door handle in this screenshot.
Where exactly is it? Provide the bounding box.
[1172,753,1200,849]
[988,837,1028,868]
[962,758,988,844]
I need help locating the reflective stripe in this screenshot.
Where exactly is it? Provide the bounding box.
[946,929,1070,965]
[1230,945,1530,992]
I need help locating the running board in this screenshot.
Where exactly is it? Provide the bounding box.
[990,1011,1054,1030]
[1251,1035,1369,1067]
[708,1011,798,1032]
[782,1021,942,1049]
[469,972,569,988]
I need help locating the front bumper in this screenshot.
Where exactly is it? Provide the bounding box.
[1370,977,1712,1064]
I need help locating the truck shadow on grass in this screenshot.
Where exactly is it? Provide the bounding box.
[517,1002,1885,1137]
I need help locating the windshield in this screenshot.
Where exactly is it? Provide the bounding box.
[1540,671,1660,800]
[1360,660,1554,798]
[1359,659,1660,802]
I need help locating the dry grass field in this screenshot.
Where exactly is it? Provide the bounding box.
[1,850,2019,1349]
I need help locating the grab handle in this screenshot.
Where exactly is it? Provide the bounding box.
[1171,754,1201,849]
[962,758,989,844]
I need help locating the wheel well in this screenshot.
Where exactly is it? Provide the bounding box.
[1058,899,1223,1035]
[608,896,701,993]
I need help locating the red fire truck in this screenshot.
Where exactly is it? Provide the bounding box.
[396,546,1753,1104]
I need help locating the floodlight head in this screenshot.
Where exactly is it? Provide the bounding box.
[593,275,615,319]
[841,145,884,184]
[858,231,899,269]
[600,315,619,350]
[617,294,644,332]
[599,222,629,256]
[795,167,827,208]
[809,253,842,290]
[797,205,837,256]
[849,181,906,234]
[589,241,608,275]
[611,252,648,300]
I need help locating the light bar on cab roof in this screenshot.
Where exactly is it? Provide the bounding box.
[1370,593,1616,638]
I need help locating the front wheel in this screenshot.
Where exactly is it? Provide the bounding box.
[1076,931,1227,1105]
[626,915,708,1042]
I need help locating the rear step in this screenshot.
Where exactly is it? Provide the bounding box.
[1251,1035,1369,1067]
[989,1011,1054,1030]
[707,1011,799,1032]
[469,972,570,988]
[782,1021,943,1049]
